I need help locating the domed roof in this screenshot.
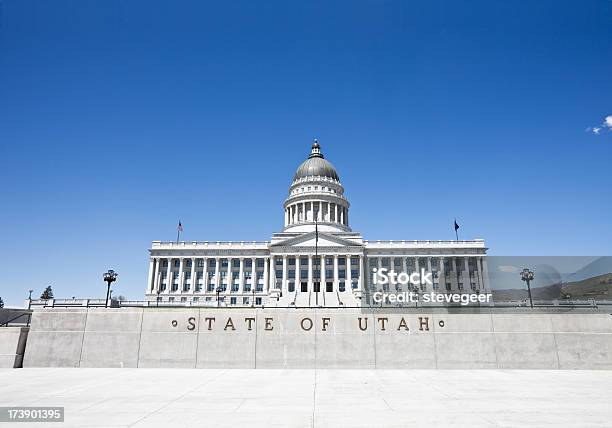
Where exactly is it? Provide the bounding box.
[293,140,339,181]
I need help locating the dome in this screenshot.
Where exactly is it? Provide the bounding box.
[293,140,339,181]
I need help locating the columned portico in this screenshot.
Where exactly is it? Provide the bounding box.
[146,141,489,306]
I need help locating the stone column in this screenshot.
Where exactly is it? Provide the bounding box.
[251,257,257,293]
[269,255,275,290]
[153,257,160,295]
[296,256,301,291]
[190,258,196,294]
[439,257,446,291]
[214,257,220,292]
[321,255,326,289]
[335,204,338,224]
[346,255,351,291]
[482,257,490,292]
[464,257,470,292]
[358,255,363,292]
[202,258,208,293]
[308,255,313,290]
[302,202,306,222]
[225,258,232,294]
[333,255,339,290]
[282,255,288,293]
[178,257,184,293]
[165,258,172,294]
[477,257,484,291]
[264,256,270,292]
[426,257,432,292]
[147,258,155,292]
[451,257,458,291]
[239,257,245,294]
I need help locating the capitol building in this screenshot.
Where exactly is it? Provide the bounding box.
[146,141,489,307]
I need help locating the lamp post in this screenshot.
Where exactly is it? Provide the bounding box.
[520,268,534,308]
[156,289,161,307]
[28,289,33,310]
[216,286,222,308]
[103,269,118,308]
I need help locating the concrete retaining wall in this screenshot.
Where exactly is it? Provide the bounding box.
[0,327,29,368]
[22,309,612,369]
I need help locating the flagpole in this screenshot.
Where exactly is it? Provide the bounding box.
[315,210,318,307]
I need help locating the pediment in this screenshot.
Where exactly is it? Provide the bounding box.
[270,232,362,248]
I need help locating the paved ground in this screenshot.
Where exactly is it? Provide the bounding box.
[1,369,611,427]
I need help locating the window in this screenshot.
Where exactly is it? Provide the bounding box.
[301,282,308,292]
[256,297,262,305]
[208,259,216,268]
[180,297,187,302]
[275,270,283,278]
[288,258,296,266]
[351,269,358,278]
[197,260,204,267]
[326,269,333,278]
[185,272,191,279]
[326,282,333,292]
[221,259,228,267]
[339,281,345,292]
[301,270,308,279]
[288,270,295,279]
[193,297,199,302]
[245,259,252,268]
[233,259,240,267]
[289,282,295,292]
[162,260,168,267]
[169,297,175,302]
[174,260,180,268]
[339,269,346,279]
[230,297,237,306]
[186,260,192,268]
[244,283,251,292]
[257,259,264,267]
[339,257,346,266]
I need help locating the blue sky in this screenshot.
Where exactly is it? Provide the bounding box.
[1,0,611,305]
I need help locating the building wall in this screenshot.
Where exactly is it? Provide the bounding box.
[22,308,612,369]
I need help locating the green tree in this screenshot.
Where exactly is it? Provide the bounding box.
[41,286,54,300]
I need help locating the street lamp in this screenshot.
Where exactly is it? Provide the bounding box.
[103,269,118,308]
[28,289,33,310]
[216,286,222,307]
[156,289,161,307]
[520,268,534,308]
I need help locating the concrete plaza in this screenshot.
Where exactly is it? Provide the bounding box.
[1,369,611,427]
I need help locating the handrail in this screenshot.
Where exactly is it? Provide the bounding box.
[0,312,32,327]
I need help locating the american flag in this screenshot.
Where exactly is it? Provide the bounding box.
[178,221,184,232]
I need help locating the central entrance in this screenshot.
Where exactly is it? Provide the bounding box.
[313,281,320,292]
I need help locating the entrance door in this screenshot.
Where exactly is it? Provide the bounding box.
[301,282,308,292]
[314,282,320,292]
[326,281,333,292]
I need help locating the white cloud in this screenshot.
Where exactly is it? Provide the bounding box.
[587,115,612,135]
[498,265,519,273]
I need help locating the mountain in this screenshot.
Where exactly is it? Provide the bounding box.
[492,273,612,301]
